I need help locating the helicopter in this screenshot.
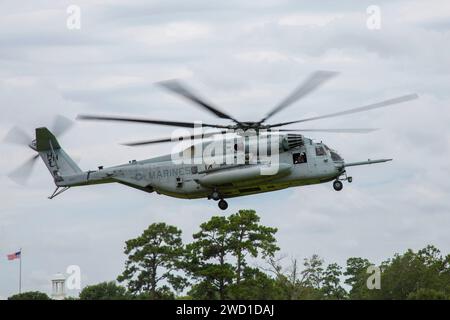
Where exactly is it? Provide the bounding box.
[5,71,418,210]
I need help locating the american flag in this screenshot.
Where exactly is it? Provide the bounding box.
[7,251,21,261]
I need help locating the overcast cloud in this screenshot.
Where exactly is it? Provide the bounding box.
[1,0,450,298]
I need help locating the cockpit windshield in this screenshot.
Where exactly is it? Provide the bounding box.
[330,151,342,161]
[324,144,342,162]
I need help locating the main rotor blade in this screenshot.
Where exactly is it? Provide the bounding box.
[277,128,379,133]
[52,115,73,137]
[122,130,230,146]
[260,70,338,123]
[158,80,241,124]
[3,126,32,146]
[269,93,419,128]
[8,154,39,185]
[77,115,229,129]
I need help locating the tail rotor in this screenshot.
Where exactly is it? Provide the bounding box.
[3,115,74,185]
[7,154,40,185]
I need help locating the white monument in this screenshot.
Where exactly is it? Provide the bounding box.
[51,273,66,300]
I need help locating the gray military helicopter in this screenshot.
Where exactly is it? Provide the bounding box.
[5,71,418,210]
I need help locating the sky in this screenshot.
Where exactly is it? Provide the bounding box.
[1,0,450,298]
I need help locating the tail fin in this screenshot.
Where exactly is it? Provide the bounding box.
[35,127,81,182]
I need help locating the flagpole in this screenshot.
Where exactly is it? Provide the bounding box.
[19,248,22,294]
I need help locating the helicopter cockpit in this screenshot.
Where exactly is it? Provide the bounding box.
[323,144,343,162]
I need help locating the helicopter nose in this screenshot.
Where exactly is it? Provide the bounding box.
[334,162,345,172]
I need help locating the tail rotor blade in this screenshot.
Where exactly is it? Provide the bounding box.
[3,126,32,146]
[8,154,39,185]
[6,114,73,185]
[52,115,73,137]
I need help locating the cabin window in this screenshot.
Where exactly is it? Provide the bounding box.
[293,152,307,164]
[315,146,326,156]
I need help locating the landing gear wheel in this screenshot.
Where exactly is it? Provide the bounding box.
[211,190,220,201]
[218,199,228,210]
[333,180,343,191]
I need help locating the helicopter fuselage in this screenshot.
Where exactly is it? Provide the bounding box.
[56,137,344,200]
[33,127,391,208]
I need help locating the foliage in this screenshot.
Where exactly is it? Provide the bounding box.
[117,222,187,299]
[344,245,450,300]
[375,245,449,299]
[301,254,324,289]
[267,256,345,300]
[8,291,50,300]
[185,215,234,299]
[106,210,449,300]
[321,263,347,299]
[227,210,279,284]
[344,257,373,299]
[407,288,448,300]
[228,267,283,299]
[79,281,129,300]
[184,210,279,299]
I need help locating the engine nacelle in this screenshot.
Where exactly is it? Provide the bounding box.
[234,133,304,153]
[280,134,304,151]
[183,133,304,164]
[198,163,292,187]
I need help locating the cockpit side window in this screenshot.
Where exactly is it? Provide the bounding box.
[315,146,326,156]
[293,152,307,164]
